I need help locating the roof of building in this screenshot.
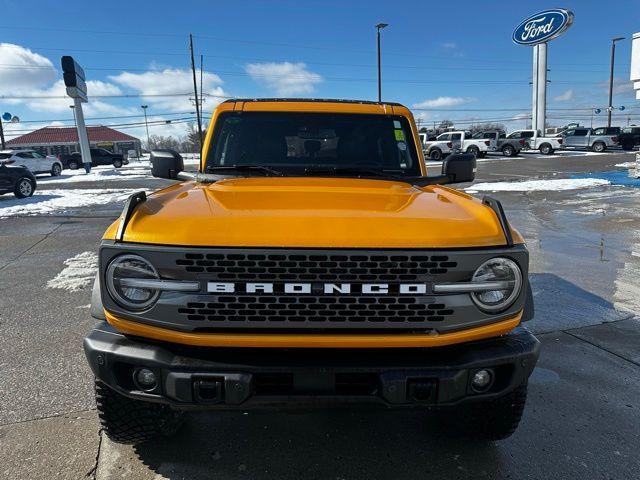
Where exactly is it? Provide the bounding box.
[7,126,140,145]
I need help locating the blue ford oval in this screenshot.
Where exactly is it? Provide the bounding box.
[512,9,574,46]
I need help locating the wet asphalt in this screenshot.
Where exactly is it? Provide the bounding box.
[1,150,639,479]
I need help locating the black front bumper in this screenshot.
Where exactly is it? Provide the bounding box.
[84,322,540,410]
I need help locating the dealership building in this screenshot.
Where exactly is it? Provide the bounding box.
[6,126,141,157]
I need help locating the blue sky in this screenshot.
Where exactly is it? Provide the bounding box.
[1,0,639,142]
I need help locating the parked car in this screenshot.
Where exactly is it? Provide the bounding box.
[591,126,621,136]
[505,130,562,155]
[424,131,490,160]
[0,158,37,198]
[61,148,128,169]
[472,131,524,157]
[559,127,619,152]
[0,149,62,176]
[618,126,640,151]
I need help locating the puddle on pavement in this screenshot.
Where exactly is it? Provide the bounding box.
[502,180,640,318]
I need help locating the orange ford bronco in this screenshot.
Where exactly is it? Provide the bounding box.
[85,99,538,444]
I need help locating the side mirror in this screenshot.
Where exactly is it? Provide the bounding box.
[151,150,184,179]
[442,153,476,183]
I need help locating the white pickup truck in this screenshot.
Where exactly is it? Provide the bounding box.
[505,129,563,155]
[423,131,490,160]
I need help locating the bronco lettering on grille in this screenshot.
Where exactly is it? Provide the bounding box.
[206,282,428,295]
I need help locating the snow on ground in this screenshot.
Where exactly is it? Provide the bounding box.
[37,165,150,184]
[465,178,611,193]
[0,188,148,218]
[46,251,98,292]
[615,161,638,168]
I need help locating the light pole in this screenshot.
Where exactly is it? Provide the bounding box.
[376,23,388,103]
[607,37,625,127]
[141,105,150,150]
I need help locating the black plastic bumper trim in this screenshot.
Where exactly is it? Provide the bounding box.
[84,322,540,409]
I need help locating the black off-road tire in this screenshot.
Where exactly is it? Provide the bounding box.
[95,380,183,445]
[502,144,516,157]
[113,159,123,168]
[68,159,79,170]
[441,384,528,441]
[429,148,443,161]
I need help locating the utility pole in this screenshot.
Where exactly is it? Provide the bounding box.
[141,105,150,150]
[189,34,203,151]
[0,117,5,150]
[376,23,388,103]
[607,37,625,128]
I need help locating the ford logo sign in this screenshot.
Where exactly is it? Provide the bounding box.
[513,9,574,46]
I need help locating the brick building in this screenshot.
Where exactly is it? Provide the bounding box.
[6,126,141,156]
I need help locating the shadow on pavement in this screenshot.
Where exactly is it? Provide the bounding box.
[133,409,503,479]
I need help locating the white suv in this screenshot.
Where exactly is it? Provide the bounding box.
[0,149,63,176]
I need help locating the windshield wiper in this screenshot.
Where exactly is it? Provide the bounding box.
[303,166,407,181]
[206,165,283,176]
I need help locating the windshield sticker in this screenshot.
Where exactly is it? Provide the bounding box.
[394,130,405,141]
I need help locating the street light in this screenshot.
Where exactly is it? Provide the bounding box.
[141,105,150,150]
[607,37,625,127]
[376,23,388,103]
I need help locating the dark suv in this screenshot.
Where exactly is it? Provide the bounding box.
[618,127,640,151]
[61,148,127,169]
[0,161,37,198]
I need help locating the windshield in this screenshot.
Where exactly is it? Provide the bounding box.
[205,112,421,176]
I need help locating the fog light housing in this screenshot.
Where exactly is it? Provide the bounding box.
[471,369,493,392]
[133,368,157,391]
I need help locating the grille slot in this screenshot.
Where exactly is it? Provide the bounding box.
[175,253,457,281]
[177,296,454,324]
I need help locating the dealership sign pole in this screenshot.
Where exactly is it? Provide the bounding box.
[513,9,574,133]
[61,56,92,172]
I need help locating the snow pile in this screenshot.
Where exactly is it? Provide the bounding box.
[615,161,637,168]
[46,251,98,292]
[465,178,610,193]
[0,188,147,218]
[38,165,150,184]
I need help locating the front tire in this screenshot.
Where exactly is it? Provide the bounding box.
[95,380,183,445]
[113,159,123,168]
[68,160,79,170]
[14,178,34,198]
[441,384,528,441]
[51,163,62,176]
[592,142,606,153]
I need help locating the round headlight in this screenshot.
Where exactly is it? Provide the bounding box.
[471,257,522,313]
[106,254,160,310]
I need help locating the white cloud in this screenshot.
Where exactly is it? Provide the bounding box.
[245,62,322,96]
[413,96,475,108]
[0,43,57,95]
[109,68,227,112]
[441,43,457,49]
[553,89,573,102]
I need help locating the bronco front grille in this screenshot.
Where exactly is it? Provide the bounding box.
[178,296,455,324]
[175,253,457,282]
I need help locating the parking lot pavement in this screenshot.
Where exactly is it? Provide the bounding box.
[1,151,639,479]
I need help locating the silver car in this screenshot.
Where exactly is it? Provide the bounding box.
[560,127,619,152]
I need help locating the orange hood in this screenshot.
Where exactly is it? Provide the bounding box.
[105,177,518,248]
